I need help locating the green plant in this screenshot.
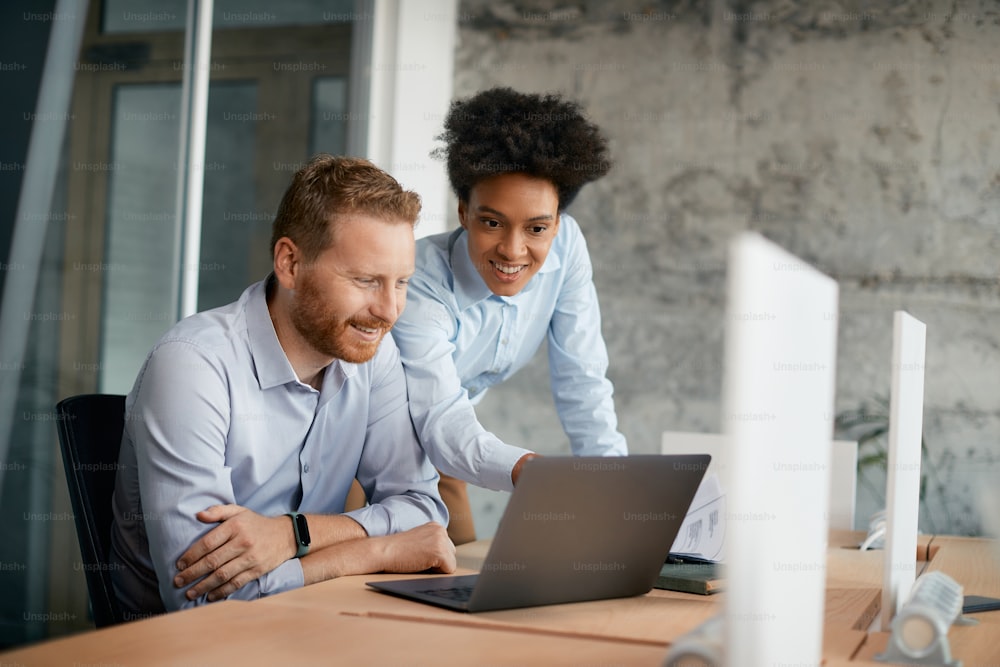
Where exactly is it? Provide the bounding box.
[834,396,952,534]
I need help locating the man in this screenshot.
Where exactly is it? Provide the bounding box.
[391,88,628,544]
[109,155,455,616]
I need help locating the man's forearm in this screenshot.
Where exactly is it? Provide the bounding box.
[299,523,456,586]
[300,513,368,551]
[173,507,370,603]
[299,536,386,585]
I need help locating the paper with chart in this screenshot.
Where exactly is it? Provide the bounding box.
[670,472,726,562]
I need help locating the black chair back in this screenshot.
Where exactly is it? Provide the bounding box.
[55,393,127,627]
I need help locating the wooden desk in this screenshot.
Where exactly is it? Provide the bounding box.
[2,534,997,666]
[259,569,719,645]
[924,536,1000,605]
[837,535,1000,667]
[449,535,879,659]
[0,598,670,667]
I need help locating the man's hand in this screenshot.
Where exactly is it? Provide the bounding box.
[511,452,541,486]
[173,504,296,602]
[374,522,458,574]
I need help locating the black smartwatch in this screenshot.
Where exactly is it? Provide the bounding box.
[286,512,311,558]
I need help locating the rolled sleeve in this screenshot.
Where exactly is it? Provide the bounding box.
[547,230,628,457]
[394,294,530,492]
[351,334,449,534]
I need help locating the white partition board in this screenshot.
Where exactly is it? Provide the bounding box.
[827,439,858,531]
[661,433,858,532]
[660,432,729,478]
[881,311,927,630]
[721,233,839,667]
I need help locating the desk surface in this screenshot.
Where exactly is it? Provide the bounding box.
[3,531,998,666]
[0,599,672,667]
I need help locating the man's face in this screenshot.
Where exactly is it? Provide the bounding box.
[459,172,560,298]
[290,215,415,364]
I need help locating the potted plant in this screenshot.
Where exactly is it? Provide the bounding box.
[834,396,953,534]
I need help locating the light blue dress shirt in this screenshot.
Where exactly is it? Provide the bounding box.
[109,278,447,615]
[393,213,628,493]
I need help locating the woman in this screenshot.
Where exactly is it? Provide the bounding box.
[392,87,628,543]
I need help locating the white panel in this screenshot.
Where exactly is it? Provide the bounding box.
[659,432,729,478]
[366,0,456,237]
[722,233,839,667]
[828,439,858,531]
[661,432,858,532]
[881,310,927,629]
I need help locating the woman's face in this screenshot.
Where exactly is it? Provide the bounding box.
[459,173,560,297]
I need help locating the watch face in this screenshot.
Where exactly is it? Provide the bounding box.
[294,513,311,546]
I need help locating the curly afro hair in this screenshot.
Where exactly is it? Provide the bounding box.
[433,87,611,210]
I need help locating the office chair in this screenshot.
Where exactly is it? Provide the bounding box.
[55,393,127,627]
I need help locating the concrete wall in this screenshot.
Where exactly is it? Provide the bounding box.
[449,0,1000,537]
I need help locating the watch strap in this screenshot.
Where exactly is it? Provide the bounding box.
[286,512,310,558]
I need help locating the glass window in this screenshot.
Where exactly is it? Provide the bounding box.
[100,83,182,392]
[197,81,260,311]
[310,77,348,156]
[100,80,259,392]
[101,0,356,33]
[2,0,356,644]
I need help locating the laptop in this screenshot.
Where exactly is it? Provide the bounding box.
[366,454,709,612]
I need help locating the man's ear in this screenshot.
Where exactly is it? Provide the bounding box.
[457,200,469,230]
[272,237,300,290]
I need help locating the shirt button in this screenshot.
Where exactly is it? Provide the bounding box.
[303,463,310,473]
[501,338,508,345]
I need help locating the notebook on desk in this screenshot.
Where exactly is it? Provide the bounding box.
[366,454,709,612]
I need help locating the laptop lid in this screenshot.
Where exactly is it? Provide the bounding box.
[368,454,709,612]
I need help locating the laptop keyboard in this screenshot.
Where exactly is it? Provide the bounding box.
[417,585,475,602]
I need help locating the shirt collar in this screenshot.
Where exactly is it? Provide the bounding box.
[448,223,563,310]
[245,276,357,392]
[246,277,298,390]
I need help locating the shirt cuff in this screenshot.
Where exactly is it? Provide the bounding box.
[344,504,390,538]
[480,443,534,493]
[256,557,304,596]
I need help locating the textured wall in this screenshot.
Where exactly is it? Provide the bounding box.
[449,0,1000,537]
